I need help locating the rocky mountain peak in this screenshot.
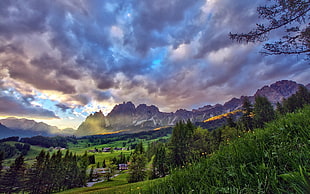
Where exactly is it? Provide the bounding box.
[108,101,136,117]
[136,104,160,115]
[254,80,301,103]
[192,105,213,112]
[270,80,300,97]
[87,110,105,120]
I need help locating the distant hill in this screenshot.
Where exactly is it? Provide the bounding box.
[0,122,47,138]
[76,80,309,136]
[0,123,18,138]
[0,118,75,138]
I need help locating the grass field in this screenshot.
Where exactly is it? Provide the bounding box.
[57,172,165,194]
[57,172,131,194]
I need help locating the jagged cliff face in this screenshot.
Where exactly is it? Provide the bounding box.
[75,80,308,136]
[75,111,108,136]
[255,80,301,103]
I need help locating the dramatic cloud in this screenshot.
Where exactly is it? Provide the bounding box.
[0,95,59,119]
[0,0,309,128]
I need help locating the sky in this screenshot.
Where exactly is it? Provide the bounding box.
[0,0,309,129]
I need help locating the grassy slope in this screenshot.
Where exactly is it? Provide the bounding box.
[68,106,310,194]
[1,142,54,166]
[143,106,310,194]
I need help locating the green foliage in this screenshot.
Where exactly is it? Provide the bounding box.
[151,143,169,179]
[253,95,275,128]
[170,120,195,167]
[15,143,31,155]
[19,149,89,193]
[279,166,310,194]
[0,136,19,143]
[0,151,3,172]
[0,143,18,159]
[57,172,130,194]
[128,142,147,183]
[104,163,117,181]
[0,154,26,193]
[20,135,77,148]
[140,106,310,193]
[88,154,96,164]
[102,159,106,168]
[239,97,254,131]
[282,85,310,113]
[190,127,212,158]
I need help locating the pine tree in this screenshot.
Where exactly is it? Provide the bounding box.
[239,97,254,131]
[25,150,47,194]
[0,151,3,172]
[276,102,286,115]
[253,96,275,128]
[89,166,94,182]
[226,116,236,128]
[151,144,168,179]
[128,142,147,183]
[170,120,195,167]
[1,155,26,193]
[283,85,310,113]
[102,159,106,168]
[78,151,89,187]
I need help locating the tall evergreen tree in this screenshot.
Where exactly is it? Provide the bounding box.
[276,102,286,115]
[102,159,106,168]
[78,151,89,187]
[239,97,254,131]
[128,142,147,183]
[283,85,310,113]
[226,116,236,128]
[170,120,195,167]
[253,96,275,128]
[1,155,26,193]
[0,151,3,172]
[25,150,47,194]
[151,144,168,179]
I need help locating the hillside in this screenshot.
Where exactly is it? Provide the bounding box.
[76,80,307,136]
[67,106,310,194]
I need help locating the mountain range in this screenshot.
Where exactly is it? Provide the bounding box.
[75,80,309,136]
[0,80,308,138]
[0,117,75,138]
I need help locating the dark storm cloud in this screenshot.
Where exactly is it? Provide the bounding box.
[21,94,35,106]
[6,60,76,94]
[0,0,48,39]
[30,53,82,80]
[72,94,90,106]
[129,0,204,53]
[0,95,59,119]
[55,103,71,112]
[93,91,112,101]
[195,0,262,57]
[0,43,25,56]
[0,0,309,114]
